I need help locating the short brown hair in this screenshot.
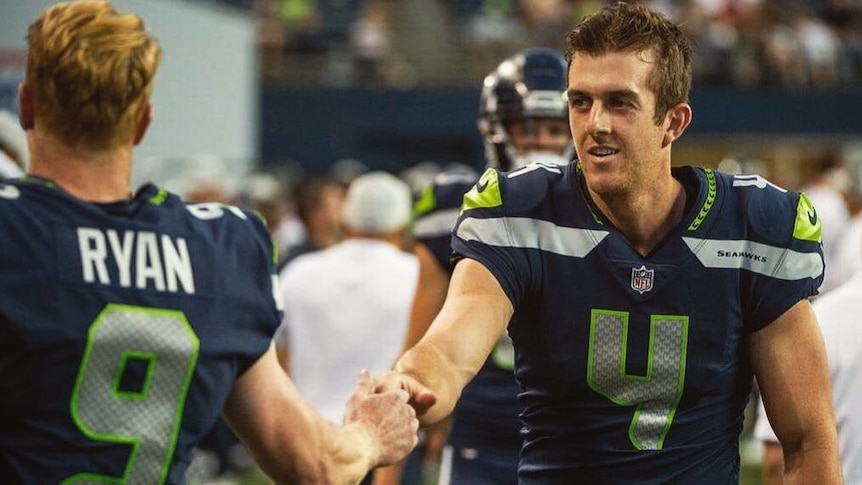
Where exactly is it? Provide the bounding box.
[26,0,162,150]
[565,2,692,124]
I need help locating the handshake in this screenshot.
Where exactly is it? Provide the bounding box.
[344,370,438,467]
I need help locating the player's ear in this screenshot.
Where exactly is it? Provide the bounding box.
[133,104,153,146]
[661,103,692,148]
[18,83,33,130]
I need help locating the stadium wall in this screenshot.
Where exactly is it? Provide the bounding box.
[260,87,862,176]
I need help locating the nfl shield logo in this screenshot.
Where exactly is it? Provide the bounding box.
[631,265,654,294]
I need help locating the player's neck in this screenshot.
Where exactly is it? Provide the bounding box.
[26,130,134,203]
[595,177,687,257]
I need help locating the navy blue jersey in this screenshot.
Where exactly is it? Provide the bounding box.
[0,178,281,484]
[452,163,824,484]
[413,171,522,445]
[413,171,478,274]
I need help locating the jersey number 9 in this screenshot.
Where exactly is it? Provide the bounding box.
[64,304,200,484]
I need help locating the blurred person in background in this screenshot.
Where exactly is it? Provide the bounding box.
[0,2,420,483]
[349,0,415,88]
[238,170,296,254]
[279,173,346,269]
[462,0,530,79]
[274,171,419,485]
[181,154,240,205]
[380,3,840,483]
[403,47,573,485]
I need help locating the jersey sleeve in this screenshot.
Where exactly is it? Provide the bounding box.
[451,167,540,307]
[741,186,824,331]
[229,209,284,374]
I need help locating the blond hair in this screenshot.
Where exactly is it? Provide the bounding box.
[26,0,162,150]
[565,2,692,125]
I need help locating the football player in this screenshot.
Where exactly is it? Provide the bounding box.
[383,3,841,484]
[0,2,419,483]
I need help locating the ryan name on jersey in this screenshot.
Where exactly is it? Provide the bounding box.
[77,226,195,294]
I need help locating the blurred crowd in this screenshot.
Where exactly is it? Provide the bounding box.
[209,0,862,89]
[126,142,862,300]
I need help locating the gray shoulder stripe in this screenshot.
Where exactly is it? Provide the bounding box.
[414,208,461,239]
[456,220,821,279]
[682,237,823,280]
[456,217,609,257]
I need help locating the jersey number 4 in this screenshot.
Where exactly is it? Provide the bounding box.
[587,309,689,451]
[64,304,200,484]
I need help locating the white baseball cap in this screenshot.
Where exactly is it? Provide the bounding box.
[342,171,412,234]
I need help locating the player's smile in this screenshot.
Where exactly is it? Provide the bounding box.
[585,145,620,161]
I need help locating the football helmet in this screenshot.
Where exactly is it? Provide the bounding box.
[478,48,573,171]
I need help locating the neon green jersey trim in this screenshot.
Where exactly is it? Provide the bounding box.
[413,183,437,218]
[793,192,822,243]
[461,168,502,213]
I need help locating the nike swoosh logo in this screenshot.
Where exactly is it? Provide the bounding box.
[475,179,488,193]
[807,209,818,226]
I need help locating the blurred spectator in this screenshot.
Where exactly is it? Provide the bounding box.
[759,4,809,87]
[349,0,415,87]
[462,0,529,78]
[248,0,862,89]
[279,174,346,269]
[274,171,418,484]
[238,170,302,259]
[329,157,369,185]
[796,8,843,87]
[518,0,575,48]
[154,153,241,204]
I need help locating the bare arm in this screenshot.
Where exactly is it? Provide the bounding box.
[222,345,419,485]
[754,392,785,485]
[761,441,785,485]
[747,299,842,484]
[388,258,513,426]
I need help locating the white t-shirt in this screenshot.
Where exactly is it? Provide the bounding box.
[755,272,862,483]
[274,238,419,424]
[821,215,862,295]
[802,183,851,291]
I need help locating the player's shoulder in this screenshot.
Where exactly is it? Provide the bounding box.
[153,187,273,262]
[461,161,568,216]
[717,170,796,204]
[716,170,819,246]
[183,199,268,234]
[0,177,78,223]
